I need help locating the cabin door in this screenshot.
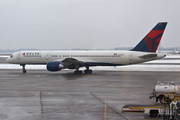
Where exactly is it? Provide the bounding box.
[45,53,49,60]
[128,53,133,64]
[17,54,20,60]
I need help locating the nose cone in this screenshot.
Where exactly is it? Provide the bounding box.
[6,57,10,63]
[6,57,13,63]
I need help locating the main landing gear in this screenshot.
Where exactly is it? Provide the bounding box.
[20,64,26,73]
[74,70,83,74]
[73,65,92,74]
[84,65,92,74]
[74,69,92,74]
[84,69,92,74]
[73,64,82,74]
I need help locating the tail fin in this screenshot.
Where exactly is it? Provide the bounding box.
[131,22,167,52]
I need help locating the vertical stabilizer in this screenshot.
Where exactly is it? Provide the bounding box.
[131,22,167,52]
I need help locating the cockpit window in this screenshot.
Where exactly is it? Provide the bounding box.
[10,55,13,58]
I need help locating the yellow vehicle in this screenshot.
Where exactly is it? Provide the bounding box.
[122,104,167,117]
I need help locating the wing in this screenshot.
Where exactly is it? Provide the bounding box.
[47,57,93,71]
[60,58,86,69]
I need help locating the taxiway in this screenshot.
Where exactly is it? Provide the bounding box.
[0,55,180,120]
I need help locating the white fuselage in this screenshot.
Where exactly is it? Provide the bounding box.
[6,50,165,66]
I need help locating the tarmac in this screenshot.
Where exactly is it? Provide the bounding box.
[0,56,180,120]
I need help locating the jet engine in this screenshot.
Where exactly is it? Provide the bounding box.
[46,62,64,71]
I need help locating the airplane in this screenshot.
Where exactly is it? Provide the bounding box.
[6,22,167,74]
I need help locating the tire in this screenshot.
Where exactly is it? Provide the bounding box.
[74,71,83,74]
[150,110,159,117]
[84,70,92,74]
[23,69,26,73]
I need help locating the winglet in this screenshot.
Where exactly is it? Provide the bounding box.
[131,22,167,52]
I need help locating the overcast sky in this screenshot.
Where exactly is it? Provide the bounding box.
[0,0,180,50]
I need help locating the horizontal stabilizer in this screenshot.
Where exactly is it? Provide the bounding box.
[139,54,157,59]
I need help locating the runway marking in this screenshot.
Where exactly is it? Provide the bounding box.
[96,96,114,99]
[0,75,18,77]
[39,91,43,118]
[62,86,152,89]
[91,93,128,120]
[130,93,154,105]
[104,98,107,120]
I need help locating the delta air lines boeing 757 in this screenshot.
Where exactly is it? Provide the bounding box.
[6,22,167,74]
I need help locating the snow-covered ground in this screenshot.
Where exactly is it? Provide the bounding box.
[0,64,179,71]
[0,56,9,58]
[164,55,180,58]
[1,55,180,71]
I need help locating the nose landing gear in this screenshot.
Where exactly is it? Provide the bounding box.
[20,64,26,73]
[74,64,83,74]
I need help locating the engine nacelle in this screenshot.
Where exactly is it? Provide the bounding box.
[46,62,63,72]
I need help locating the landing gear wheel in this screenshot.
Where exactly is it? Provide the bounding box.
[74,71,83,74]
[84,69,92,74]
[23,69,26,73]
[20,64,26,73]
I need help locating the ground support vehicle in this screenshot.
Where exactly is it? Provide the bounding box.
[122,103,180,118]
[122,104,167,117]
[149,81,180,104]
